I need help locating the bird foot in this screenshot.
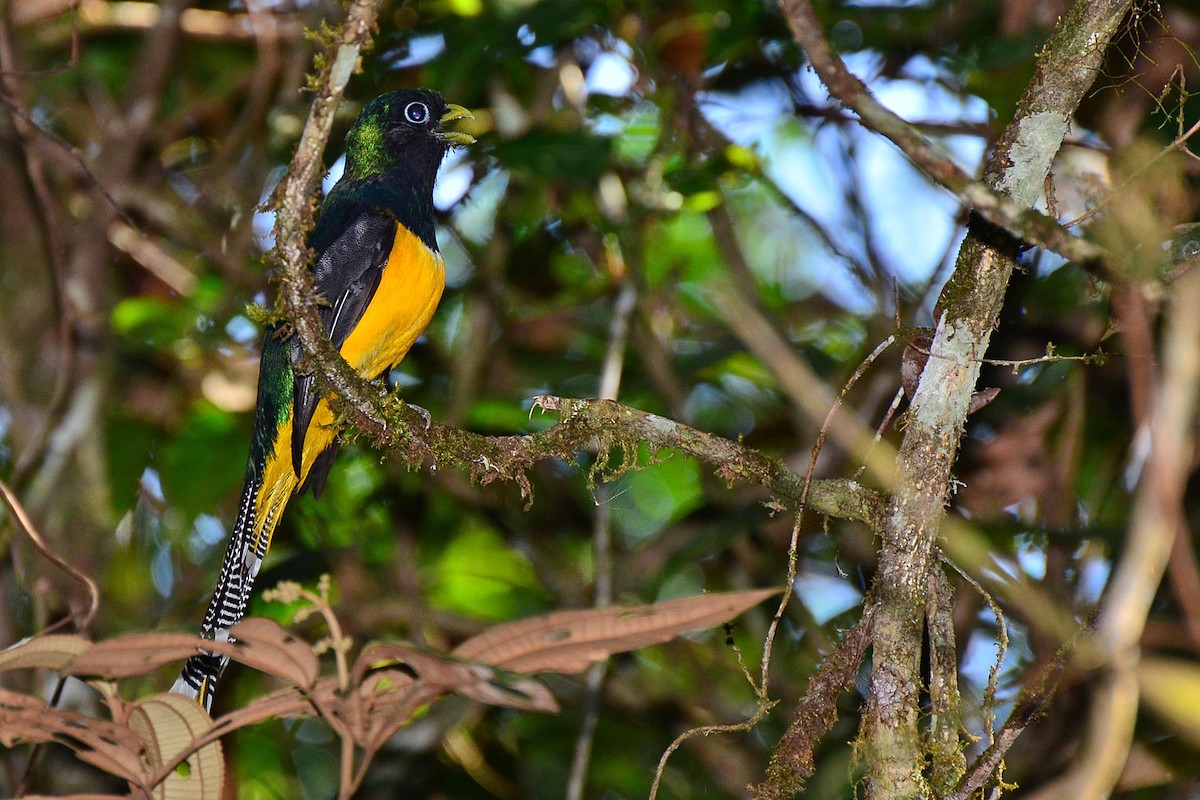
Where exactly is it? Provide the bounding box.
[405,401,433,430]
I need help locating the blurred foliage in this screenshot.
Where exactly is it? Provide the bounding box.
[5,0,1200,797]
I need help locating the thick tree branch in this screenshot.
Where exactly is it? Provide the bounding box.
[383,395,885,527]
[780,1,1135,798]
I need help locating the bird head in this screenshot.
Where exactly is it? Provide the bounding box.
[342,89,474,181]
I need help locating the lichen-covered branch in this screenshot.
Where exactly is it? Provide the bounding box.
[359,395,886,527]
[780,0,1135,797]
[753,603,876,799]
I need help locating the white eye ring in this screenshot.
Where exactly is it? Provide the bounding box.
[404,101,430,124]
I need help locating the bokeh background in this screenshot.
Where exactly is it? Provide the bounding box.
[4,0,1200,797]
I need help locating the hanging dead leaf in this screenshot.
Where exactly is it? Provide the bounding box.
[351,642,555,713]
[452,588,778,674]
[21,795,131,799]
[69,634,235,680]
[959,401,1059,520]
[0,634,90,672]
[0,687,146,782]
[226,617,320,690]
[901,337,931,399]
[966,386,1001,415]
[129,693,224,800]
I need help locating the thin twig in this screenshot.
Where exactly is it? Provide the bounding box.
[944,637,1072,800]
[0,97,142,232]
[649,324,896,794]
[0,0,79,77]
[752,604,877,799]
[759,333,896,688]
[980,350,1106,371]
[0,477,99,633]
[854,386,905,483]
[943,555,1009,748]
[1063,115,1200,228]
[566,268,636,800]
[649,701,778,800]
[907,338,1106,374]
[0,11,79,491]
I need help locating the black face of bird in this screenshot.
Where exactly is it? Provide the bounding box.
[344,89,472,180]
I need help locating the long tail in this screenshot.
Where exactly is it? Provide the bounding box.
[173,470,275,711]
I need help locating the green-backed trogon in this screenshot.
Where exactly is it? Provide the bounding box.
[173,89,473,710]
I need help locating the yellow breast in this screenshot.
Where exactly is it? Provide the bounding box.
[252,223,446,541]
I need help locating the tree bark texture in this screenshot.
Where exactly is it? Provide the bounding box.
[860,2,1135,798]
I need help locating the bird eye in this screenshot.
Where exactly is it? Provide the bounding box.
[404,101,430,124]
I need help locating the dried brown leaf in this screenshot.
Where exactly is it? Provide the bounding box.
[455,668,558,713]
[359,683,445,754]
[0,634,90,672]
[0,687,146,782]
[967,386,1001,415]
[352,643,555,713]
[453,588,779,674]
[403,649,557,712]
[900,338,930,399]
[129,693,224,800]
[358,668,416,700]
[214,685,320,730]
[351,642,422,686]
[22,794,134,799]
[227,617,319,690]
[69,634,235,680]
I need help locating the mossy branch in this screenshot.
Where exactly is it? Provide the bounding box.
[371,394,886,526]
[777,1,1136,798]
[267,0,387,444]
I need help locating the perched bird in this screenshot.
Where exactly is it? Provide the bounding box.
[173,89,473,710]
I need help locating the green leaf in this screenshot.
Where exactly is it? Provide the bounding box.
[490,131,612,183]
[427,518,551,620]
[158,402,247,516]
[611,451,704,545]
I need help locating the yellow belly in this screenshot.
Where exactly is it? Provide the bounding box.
[251,223,445,545]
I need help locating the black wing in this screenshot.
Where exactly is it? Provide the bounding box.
[291,210,397,494]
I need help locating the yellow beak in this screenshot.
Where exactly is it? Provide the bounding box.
[439,103,475,145]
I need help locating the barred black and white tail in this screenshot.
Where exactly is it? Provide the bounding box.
[172,471,270,711]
